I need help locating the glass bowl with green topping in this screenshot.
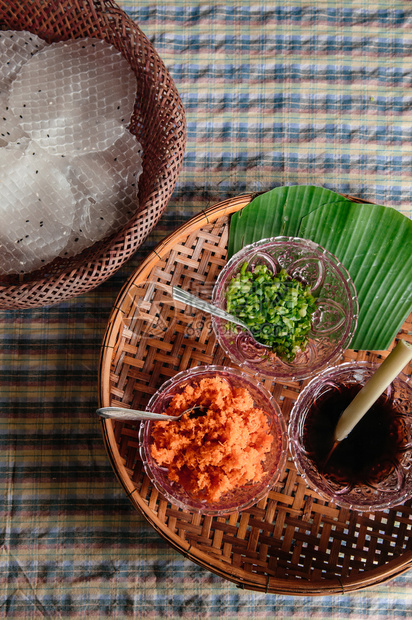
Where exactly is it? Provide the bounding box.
[212,237,358,380]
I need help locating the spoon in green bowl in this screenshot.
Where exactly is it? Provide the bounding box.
[172,285,262,342]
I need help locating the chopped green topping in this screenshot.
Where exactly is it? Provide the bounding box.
[226,263,317,361]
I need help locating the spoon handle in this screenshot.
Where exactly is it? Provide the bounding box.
[172,286,248,329]
[97,407,177,421]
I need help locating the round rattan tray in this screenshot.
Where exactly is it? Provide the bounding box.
[99,194,412,596]
[0,0,186,309]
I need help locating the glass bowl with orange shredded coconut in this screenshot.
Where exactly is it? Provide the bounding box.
[139,365,288,515]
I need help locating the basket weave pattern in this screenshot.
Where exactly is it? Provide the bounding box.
[0,0,186,308]
[99,195,412,596]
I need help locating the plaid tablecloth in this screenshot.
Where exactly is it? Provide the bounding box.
[1,1,411,617]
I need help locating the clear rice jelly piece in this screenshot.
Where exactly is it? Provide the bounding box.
[60,129,143,258]
[0,141,76,274]
[0,30,45,146]
[9,38,138,155]
[0,90,28,144]
[0,29,47,88]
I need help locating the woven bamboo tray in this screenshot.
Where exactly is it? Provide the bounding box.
[99,194,412,596]
[0,0,186,309]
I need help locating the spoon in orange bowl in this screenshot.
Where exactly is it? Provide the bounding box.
[97,405,207,422]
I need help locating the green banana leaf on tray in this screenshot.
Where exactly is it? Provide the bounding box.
[227,185,412,352]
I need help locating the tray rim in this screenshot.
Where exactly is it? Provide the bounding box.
[98,192,412,596]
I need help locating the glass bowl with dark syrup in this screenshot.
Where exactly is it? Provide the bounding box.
[288,362,412,512]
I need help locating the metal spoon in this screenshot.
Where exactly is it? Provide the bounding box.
[97,405,206,422]
[172,286,266,345]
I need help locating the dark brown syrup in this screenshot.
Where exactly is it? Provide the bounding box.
[303,384,407,486]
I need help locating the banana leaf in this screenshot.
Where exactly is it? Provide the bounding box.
[227,185,412,351]
[227,185,352,257]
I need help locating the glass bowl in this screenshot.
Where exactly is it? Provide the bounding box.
[288,362,412,512]
[139,365,288,515]
[212,236,358,381]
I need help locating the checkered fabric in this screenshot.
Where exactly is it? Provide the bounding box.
[1,1,411,617]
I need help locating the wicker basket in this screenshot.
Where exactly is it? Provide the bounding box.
[0,0,186,309]
[99,194,412,596]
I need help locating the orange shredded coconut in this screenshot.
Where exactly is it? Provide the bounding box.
[150,376,274,503]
